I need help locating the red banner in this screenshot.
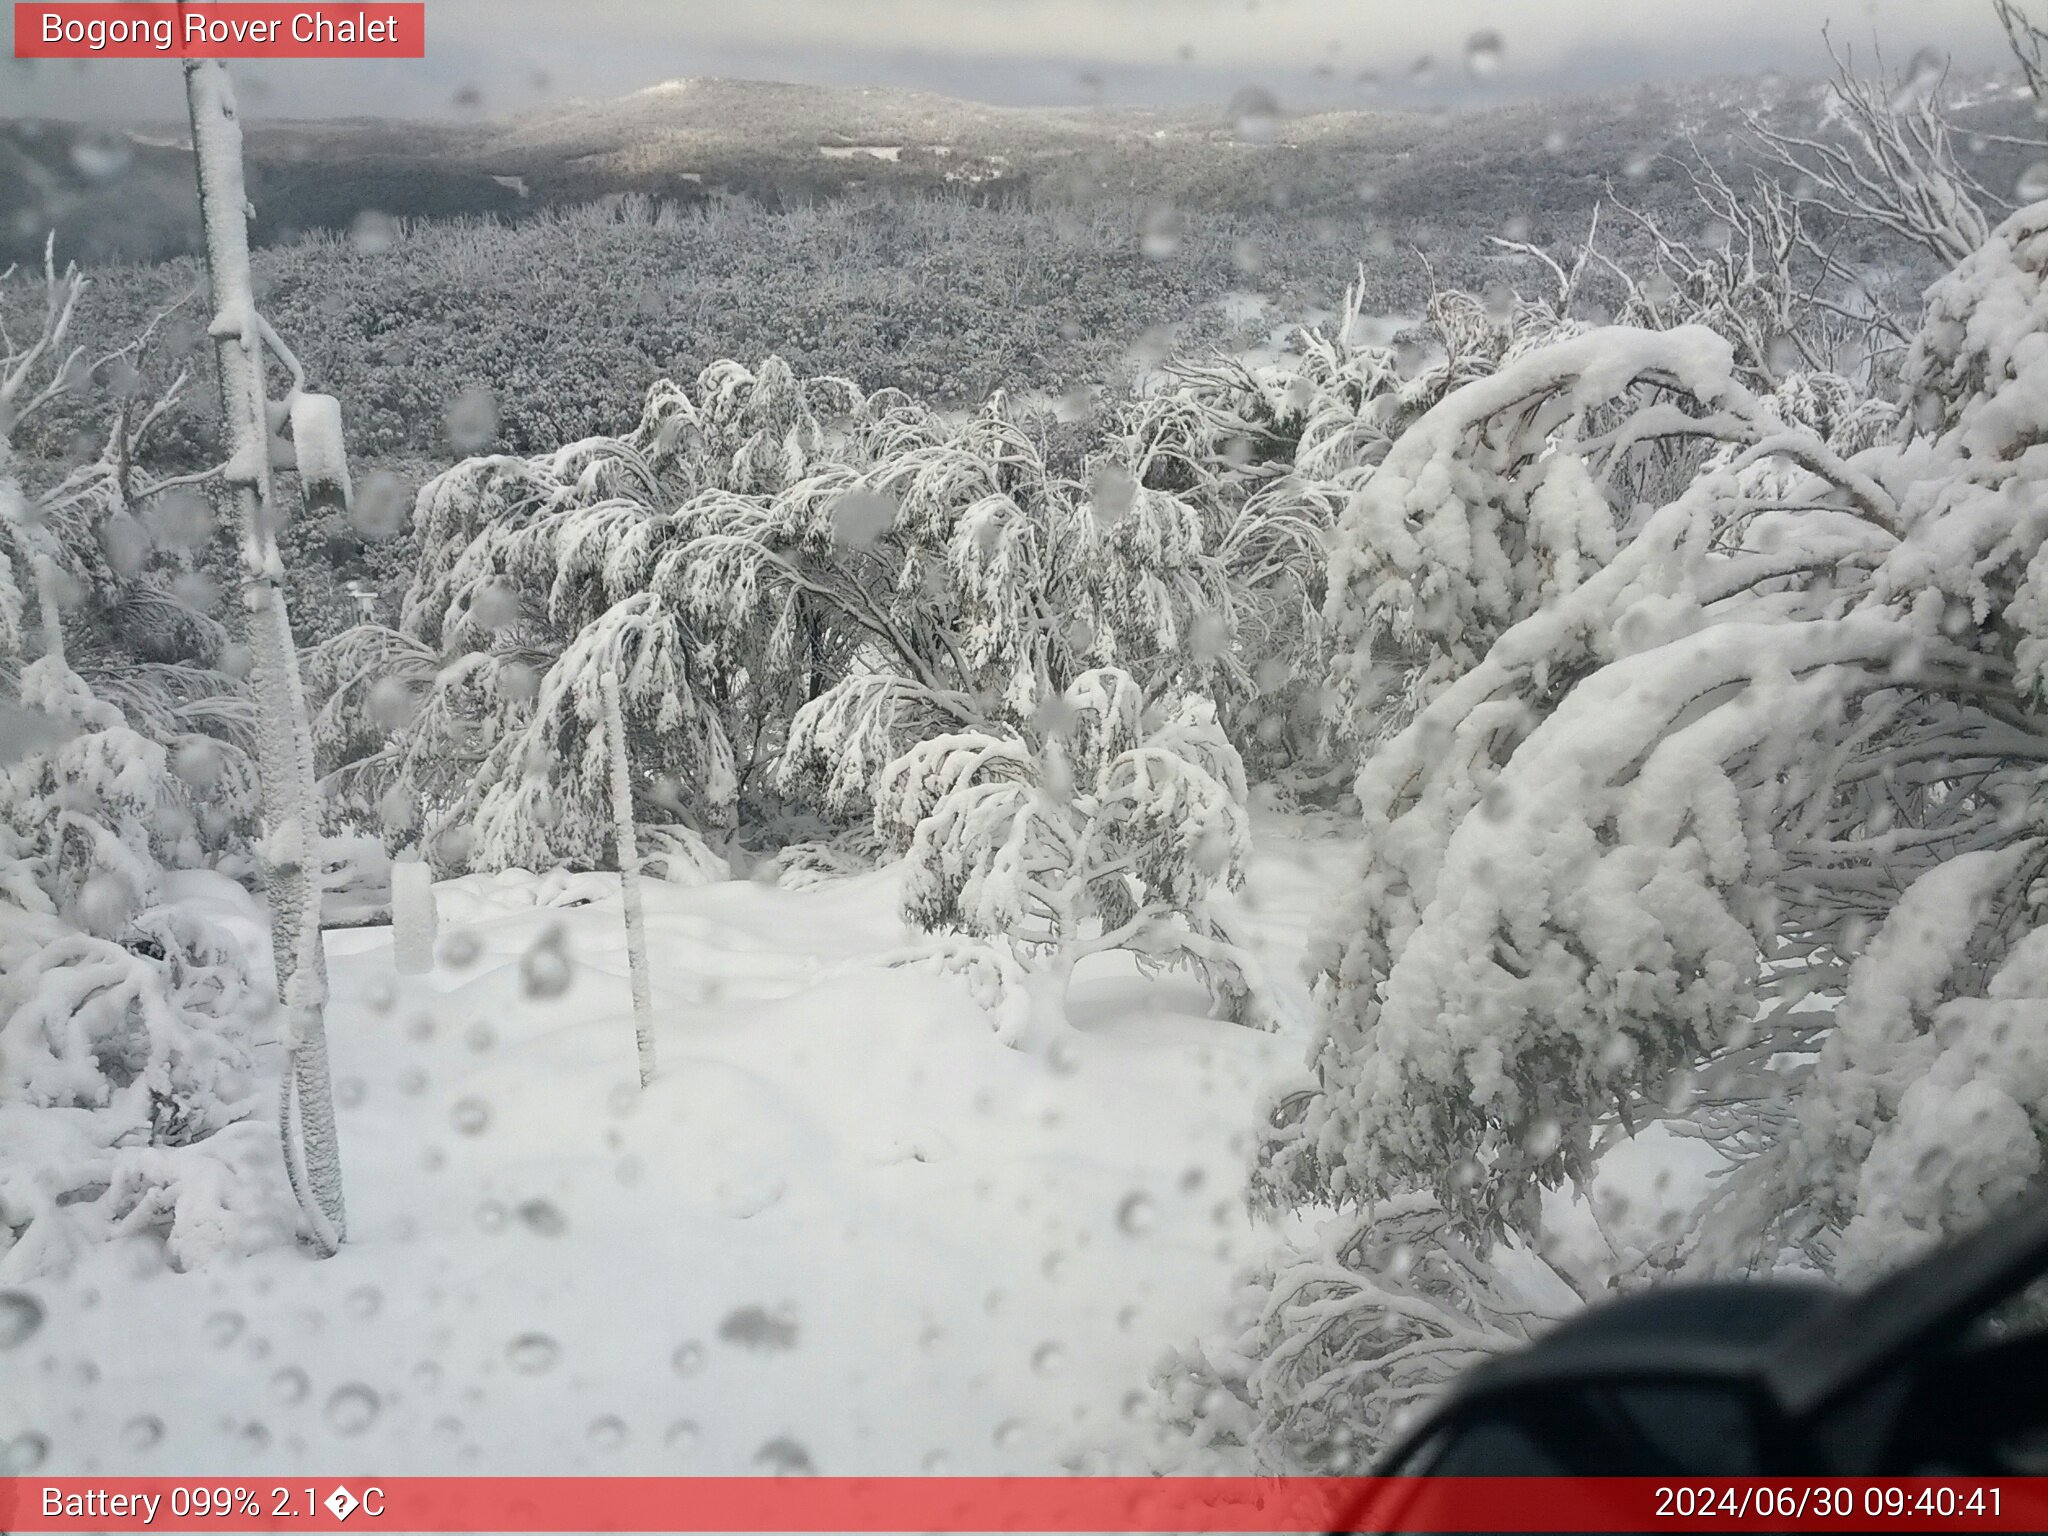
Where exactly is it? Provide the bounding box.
[2,1477,2047,1532]
[13,4,425,58]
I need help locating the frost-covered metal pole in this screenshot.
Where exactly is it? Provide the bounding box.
[184,58,346,1251]
[600,666,658,1087]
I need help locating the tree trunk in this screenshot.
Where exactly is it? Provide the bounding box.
[1018,952,1077,1054]
[184,59,345,1252]
[600,666,658,1087]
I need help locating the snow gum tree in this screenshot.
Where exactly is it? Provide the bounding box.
[875,667,1275,1047]
[310,357,876,862]
[1200,182,2048,1470]
[681,394,1249,818]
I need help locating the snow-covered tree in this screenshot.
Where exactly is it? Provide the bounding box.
[1321,323,1803,744]
[465,591,734,877]
[0,232,286,1279]
[311,358,884,861]
[0,663,279,1282]
[875,667,1275,1047]
[682,393,1246,816]
[1157,1192,1564,1472]
[1215,182,2048,1468]
[1746,35,2012,270]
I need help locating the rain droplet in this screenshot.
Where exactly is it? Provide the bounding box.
[1115,1191,1157,1236]
[0,1291,45,1349]
[348,470,410,541]
[445,387,499,454]
[519,923,573,1000]
[5,1433,50,1473]
[507,1333,559,1374]
[671,1341,707,1377]
[587,1415,629,1451]
[665,1419,701,1451]
[1892,46,1944,108]
[122,1415,164,1452]
[71,132,132,181]
[324,1384,380,1436]
[203,1310,244,1347]
[515,1198,567,1237]
[2018,161,2048,203]
[1228,85,1281,143]
[270,1367,310,1405]
[1463,29,1503,77]
[1030,1341,1065,1376]
[1140,207,1182,260]
[346,1286,382,1320]
[754,1435,815,1475]
[349,210,396,254]
[718,1303,798,1352]
[450,1097,490,1136]
[829,489,897,548]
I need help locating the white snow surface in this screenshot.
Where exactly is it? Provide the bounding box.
[2,811,1353,1477]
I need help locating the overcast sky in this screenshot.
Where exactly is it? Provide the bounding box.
[0,0,2017,121]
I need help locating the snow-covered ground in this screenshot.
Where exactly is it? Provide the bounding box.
[4,811,1357,1477]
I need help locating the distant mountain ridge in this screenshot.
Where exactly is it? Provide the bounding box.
[0,67,2032,267]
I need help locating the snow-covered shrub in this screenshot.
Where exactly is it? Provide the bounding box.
[876,667,1276,1046]
[0,662,279,1281]
[1157,1192,1564,1472]
[309,357,893,864]
[1322,323,1782,745]
[1211,193,2048,1470]
[682,392,1247,816]
[0,659,257,934]
[466,592,736,872]
[0,244,293,1280]
[0,895,287,1282]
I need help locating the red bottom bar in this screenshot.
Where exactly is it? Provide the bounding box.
[3,1477,2046,1532]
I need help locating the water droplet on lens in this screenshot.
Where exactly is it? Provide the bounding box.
[0,1292,45,1349]
[271,1367,310,1405]
[450,1097,490,1136]
[671,1340,706,1377]
[507,1333,559,1374]
[717,1304,798,1351]
[515,1198,567,1237]
[325,1384,380,1435]
[122,1415,164,1452]
[519,923,574,999]
[1464,29,1503,76]
[1115,1191,1157,1236]
[665,1418,700,1451]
